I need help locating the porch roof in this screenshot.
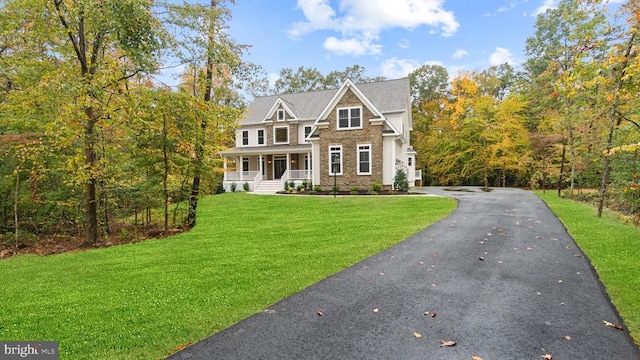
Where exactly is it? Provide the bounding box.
[220,144,312,157]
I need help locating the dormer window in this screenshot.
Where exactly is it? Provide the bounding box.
[337,106,362,129]
[277,109,285,121]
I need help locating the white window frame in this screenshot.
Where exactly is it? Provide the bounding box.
[274,126,289,144]
[303,125,312,143]
[336,106,362,130]
[277,109,285,122]
[257,128,265,145]
[241,130,249,146]
[357,144,372,175]
[329,146,343,176]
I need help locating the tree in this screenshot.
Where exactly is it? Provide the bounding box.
[165,0,246,228]
[0,0,166,244]
[273,65,384,94]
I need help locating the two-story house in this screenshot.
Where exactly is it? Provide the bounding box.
[220,78,419,193]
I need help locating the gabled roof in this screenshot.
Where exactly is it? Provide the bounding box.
[239,78,410,126]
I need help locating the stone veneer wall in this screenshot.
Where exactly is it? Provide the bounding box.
[318,88,384,190]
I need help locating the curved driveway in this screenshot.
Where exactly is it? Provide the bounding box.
[168,187,639,359]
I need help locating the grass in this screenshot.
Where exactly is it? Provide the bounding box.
[536,191,640,345]
[0,193,456,359]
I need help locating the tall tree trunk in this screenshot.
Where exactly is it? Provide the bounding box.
[597,33,635,217]
[558,141,566,196]
[14,170,19,248]
[162,114,169,236]
[84,108,99,245]
[186,0,217,228]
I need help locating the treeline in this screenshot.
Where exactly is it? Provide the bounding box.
[0,0,253,245]
[410,0,640,219]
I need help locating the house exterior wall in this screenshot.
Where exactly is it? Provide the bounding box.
[317,88,384,190]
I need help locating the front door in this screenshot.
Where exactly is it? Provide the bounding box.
[274,157,287,179]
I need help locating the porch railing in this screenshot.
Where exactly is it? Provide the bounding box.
[225,171,260,182]
[289,169,312,180]
[281,169,290,189]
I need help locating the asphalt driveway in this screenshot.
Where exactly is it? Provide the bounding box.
[168,187,639,359]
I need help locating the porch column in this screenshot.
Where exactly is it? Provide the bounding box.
[259,154,263,177]
[240,156,243,181]
[307,152,311,179]
[223,157,227,181]
[286,153,291,175]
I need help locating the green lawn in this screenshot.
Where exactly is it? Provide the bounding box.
[537,191,640,345]
[0,193,456,359]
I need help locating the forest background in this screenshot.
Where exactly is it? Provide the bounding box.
[0,0,639,252]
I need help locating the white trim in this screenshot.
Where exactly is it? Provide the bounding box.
[277,109,285,121]
[273,126,289,145]
[357,144,372,175]
[303,125,313,143]
[336,106,363,130]
[329,145,343,176]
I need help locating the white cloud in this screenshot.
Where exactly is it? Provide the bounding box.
[534,0,558,16]
[452,49,468,59]
[498,1,517,13]
[379,57,444,79]
[489,47,516,66]
[323,36,383,56]
[289,0,460,56]
[398,39,411,49]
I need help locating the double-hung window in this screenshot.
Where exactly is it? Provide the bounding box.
[241,130,249,146]
[329,146,342,175]
[277,109,285,121]
[303,126,312,143]
[337,107,362,129]
[257,129,265,145]
[357,144,372,175]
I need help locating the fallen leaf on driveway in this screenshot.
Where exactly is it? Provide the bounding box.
[479,257,485,261]
[439,339,456,347]
[603,320,624,330]
[413,332,422,338]
[563,335,571,340]
[472,356,483,360]
[542,354,553,359]
[316,311,323,316]
[419,261,425,265]
[373,308,379,313]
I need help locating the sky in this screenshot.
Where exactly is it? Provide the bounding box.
[223,0,557,83]
[159,0,623,88]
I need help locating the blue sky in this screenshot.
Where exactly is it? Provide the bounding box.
[158,0,623,88]
[223,0,565,83]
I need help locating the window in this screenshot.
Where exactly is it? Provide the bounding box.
[277,109,285,121]
[242,130,249,146]
[303,126,312,142]
[274,126,289,144]
[242,158,249,173]
[408,157,413,166]
[337,107,362,129]
[357,144,371,175]
[329,146,342,175]
[257,129,265,145]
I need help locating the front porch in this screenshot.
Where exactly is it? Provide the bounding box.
[220,146,313,193]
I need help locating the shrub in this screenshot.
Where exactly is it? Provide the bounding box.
[367,190,378,195]
[313,185,322,192]
[332,185,339,194]
[230,182,237,192]
[393,169,409,192]
[288,180,295,189]
[215,182,225,194]
[296,184,305,192]
[302,179,309,189]
[350,186,359,195]
[371,183,383,192]
[243,182,250,192]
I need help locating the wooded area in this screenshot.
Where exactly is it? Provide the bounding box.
[1,0,639,249]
